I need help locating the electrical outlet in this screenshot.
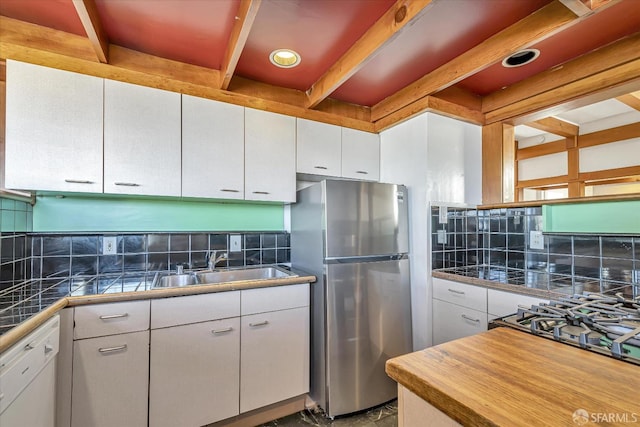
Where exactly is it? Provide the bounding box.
[437,230,447,244]
[103,236,117,255]
[529,231,544,250]
[438,206,448,224]
[229,235,242,252]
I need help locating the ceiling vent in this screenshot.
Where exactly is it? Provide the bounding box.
[502,49,540,68]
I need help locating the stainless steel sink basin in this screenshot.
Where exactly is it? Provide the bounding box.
[152,273,198,288]
[151,266,297,289]
[196,266,296,284]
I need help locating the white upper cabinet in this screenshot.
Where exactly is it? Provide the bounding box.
[341,128,380,181]
[182,95,245,199]
[296,119,342,177]
[104,79,181,197]
[5,60,104,193]
[245,108,296,203]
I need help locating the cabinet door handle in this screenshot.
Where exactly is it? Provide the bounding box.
[98,344,127,354]
[252,191,270,195]
[65,179,94,184]
[220,189,240,193]
[448,288,465,295]
[114,182,140,187]
[249,320,269,327]
[314,166,328,170]
[212,327,233,334]
[461,314,480,323]
[99,313,129,320]
[44,344,54,355]
[356,170,368,175]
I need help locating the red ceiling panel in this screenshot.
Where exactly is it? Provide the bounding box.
[95,0,240,69]
[234,0,395,91]
[0,0,86,36]
[331,0,552,106]
[458,1,640,96]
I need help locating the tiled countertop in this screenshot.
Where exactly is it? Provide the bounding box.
[432,265,634,300]
[0,269,316,352]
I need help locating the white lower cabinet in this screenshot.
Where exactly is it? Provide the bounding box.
[149,318,241,427]
[432,299,487,345]
[487,289,549,321]
[241,306,310,413]
[71,331,149,427]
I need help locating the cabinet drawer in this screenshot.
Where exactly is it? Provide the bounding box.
[151,291,240,329]
[432,299,487,346]
[241,283,309,315]
[432,278,487,311]
[74,300,150,339]
[487,289,549,319]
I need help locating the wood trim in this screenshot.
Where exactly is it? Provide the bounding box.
[527,117,578,137]
[516,140,566,160]
[71,0,109,63]
[578,122,640,148]
[567,136,582,197]
[482,31,640,114]
[558,0,592,16]
[370,1,579,122]
[503,124,516,203]
[485,58,640,124]
[480,192,640,209]
[579,165,640,181]
[219,0,261,90]
[482,123,505,204]
[586,176,640,186]
[516,175,569,189]
[305,0,433,109]
[615,92,640,111]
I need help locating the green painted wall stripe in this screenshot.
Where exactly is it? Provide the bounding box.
[543,200,640,234]
[33,196,284,232]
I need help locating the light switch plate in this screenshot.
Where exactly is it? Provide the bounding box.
[438,206,448,224]
[103,236,117,255]
[229,235,242,252]
[437,230,447,244]
[529,231,544,250]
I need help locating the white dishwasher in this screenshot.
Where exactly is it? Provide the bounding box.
[0,315,60,427]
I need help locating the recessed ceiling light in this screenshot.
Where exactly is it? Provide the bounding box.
[501,49,540,68]
[269,49,301,68]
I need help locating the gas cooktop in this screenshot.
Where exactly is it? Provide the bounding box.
[492,292,640,366]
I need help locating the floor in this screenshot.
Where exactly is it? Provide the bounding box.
[260,401,397,427]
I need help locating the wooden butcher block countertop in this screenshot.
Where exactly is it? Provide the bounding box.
[386,328,639,427]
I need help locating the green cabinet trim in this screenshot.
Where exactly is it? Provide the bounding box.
[543,200,640,234]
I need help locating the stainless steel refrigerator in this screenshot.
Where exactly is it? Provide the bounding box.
[291,180,412,418]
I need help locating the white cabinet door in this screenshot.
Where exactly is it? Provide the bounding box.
[5,60,103,193]
[71,331,149,427]
[432,299,487,346]
[182,95,245,199]
[245,108,296,202]
[487,289,549,320]
[432,278,487,312]
[104,79,181,196]
[296,118,341,176]
[341,127,380,181]
[149,318,240,427]
[240,307,309,413]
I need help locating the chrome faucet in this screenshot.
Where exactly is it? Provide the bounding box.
[207,250,228,270]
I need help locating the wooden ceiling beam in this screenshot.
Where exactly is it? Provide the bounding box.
[305,0,433,109]
[219,0,261,90]
[616,92,640,111]
[370,0,581,122]
[558,0,614,16]
[483,31,640,114]
[578,122,640,148]
[527,117,579,137]
[71,0,109,63]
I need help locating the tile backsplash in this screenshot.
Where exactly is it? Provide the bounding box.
[0,198,34,289]
[431,205,639,295]
[1,231,290,291]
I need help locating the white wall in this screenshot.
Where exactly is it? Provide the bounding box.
[380,112,481,350]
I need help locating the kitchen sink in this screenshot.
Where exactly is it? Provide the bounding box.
[151,266,297,289]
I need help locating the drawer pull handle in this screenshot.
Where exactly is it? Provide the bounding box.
[220,189,240,193]
[314,166,328,170]
[65,179,94,184]
[461,314,480,323]
[249,320,269,327]
[448,288,465,295]
[114,182,140,187]
[356,170,368,175]
[98,344,128,354]
[99,313,129,320]
[252,191,270,195]
[212,327,233,334]
[24,343,35,351]
[44,344,54,354]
